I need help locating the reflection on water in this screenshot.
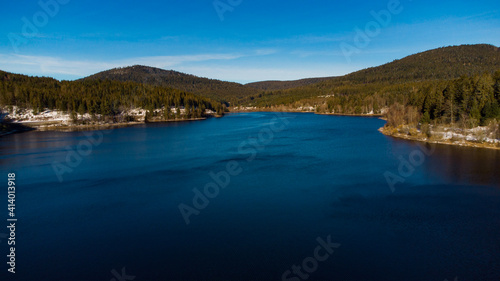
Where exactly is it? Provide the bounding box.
[385,137,500,188]
[425,143,500,187]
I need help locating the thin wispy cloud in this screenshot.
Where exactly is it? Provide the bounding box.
[119,54,245,68]
[460,10,500,21]
[1,0,498,82]
[254,49,278,56]
[0,50,276,80]
[290,50,346,58]
[265,34,351,45]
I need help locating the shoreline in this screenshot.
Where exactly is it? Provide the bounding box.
[379,126,500,150]
[229,109,315,114]
[5,111,500,151]
[230,109,383,117]
[317,112,384,118]
[2,117,210,134]
[0,122,35,137]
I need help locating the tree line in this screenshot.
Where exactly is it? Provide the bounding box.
[0,71,226,121]
[385,70,500,128]
[249,69,500,129]
[85,65,258,106]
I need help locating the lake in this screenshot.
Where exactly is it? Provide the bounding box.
[1,112,499,281]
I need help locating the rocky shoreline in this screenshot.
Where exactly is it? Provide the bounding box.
[4,108,500,152]
[379,126,500,150]
[0,122,35,137]
[319,113,384,118]
[0,117,212,135]
[0,106,222,135]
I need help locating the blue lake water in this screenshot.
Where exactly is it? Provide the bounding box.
[1,112,499,281]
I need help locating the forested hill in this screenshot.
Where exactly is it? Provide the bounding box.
[246,77,336,91]
[323,44,500,85]
[0,70,225,117]
[83,65,258,105]
[80,45,499,106]
[249,44,500,107]
[242,44,500,97]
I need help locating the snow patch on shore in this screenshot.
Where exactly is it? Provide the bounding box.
[2,106,213,125]
[3,107,72,124]
[427,125,499,144]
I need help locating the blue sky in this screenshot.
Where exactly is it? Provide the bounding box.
[1,0,499,83]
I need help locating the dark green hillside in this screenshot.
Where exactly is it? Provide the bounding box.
[249,44,500,107]
[246,77,336,91]
[83,65,258,105]
[2,44,499,126]
[330,44,500,84]
[0,70,225,119]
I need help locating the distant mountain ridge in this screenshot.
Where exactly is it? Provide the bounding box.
[4,44,498,107]
[330,44,500,84]
[246,44,500,107]
[83,65,258,104]
[247,44,500,92]
[245,77,336,91]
